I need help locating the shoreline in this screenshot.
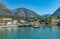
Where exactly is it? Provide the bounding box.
[0,24,58,28]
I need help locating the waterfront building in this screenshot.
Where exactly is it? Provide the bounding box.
[20,20,25,24]
[13,20,18,24]
[0,18,12,25]
[52,19,60,23]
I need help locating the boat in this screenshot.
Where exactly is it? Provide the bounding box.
[32,22,40,28]
[18,24,32,27]
[33,26,40,28]
[57,21,60,26]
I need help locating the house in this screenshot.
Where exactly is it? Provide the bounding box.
[28,18,34,22]
[0,18,6,25]
[0,18,12,25]
[52,19,60,23]
[52,17,60,23]
[20,20,25,24]
[13,20,18,24]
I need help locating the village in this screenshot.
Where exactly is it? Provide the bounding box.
[0,18,40,28]
[0,17,60,28]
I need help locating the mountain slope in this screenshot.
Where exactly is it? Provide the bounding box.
[51,7,60,16]
[0,2,40,18]
[13,8,40,18]
[0,2,14,15]
[42,14,51,17]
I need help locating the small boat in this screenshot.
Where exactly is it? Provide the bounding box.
[57,23,60,26]
[28,21,40,28]
[32,22,40,28]
[18,24,32,27]
[33,26,40,28]
[57,21,60,26]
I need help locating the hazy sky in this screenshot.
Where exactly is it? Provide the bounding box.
[0,0,60,15]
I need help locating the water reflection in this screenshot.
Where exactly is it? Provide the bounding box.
[0,26,60,39]
[0,26,60,33]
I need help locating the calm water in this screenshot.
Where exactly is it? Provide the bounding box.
[0,26,60,39]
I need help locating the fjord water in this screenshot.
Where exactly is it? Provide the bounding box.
[0,26,60,39]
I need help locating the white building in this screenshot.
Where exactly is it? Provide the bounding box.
[52,19,60,23]
[13,20,18,24]
[0,18,12,25]
[2,18,12,21]
[20,20,25,23]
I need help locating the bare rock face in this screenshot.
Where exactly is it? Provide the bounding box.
[0,2,7,10]
[52,7,60,17]
[0,2,14,15]
[13,8,40,18]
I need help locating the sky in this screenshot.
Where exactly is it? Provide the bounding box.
[0,0,60,15]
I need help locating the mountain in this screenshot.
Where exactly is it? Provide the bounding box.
[0,2,40,18]
[42,14,51,17]
[13,8,40,18]
[51,7,60,17]
[0,2,14,15]
[41,14,51,18]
